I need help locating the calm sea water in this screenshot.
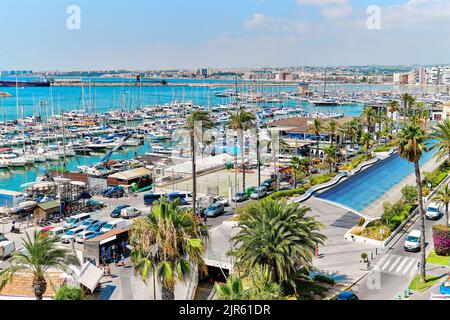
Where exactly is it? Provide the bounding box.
[0,78,376,192]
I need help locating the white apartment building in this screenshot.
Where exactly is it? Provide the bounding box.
[425,66,450,85]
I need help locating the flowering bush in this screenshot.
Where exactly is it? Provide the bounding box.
[432,225,450,256]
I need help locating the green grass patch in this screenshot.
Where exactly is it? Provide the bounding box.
[427,250,450,266]
[409,274,442,292]
[308,173,336,186]
[374,145,391,153]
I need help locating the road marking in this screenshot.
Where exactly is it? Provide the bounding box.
[395,257,409,273]
[382,255,395,271]
[388,256,402,272]
[403,259,415,275]
[410,262,419,276]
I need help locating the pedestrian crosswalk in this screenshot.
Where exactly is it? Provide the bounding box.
[372,254,419,277]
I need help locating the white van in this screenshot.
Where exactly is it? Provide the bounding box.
[426,202,443,220]
[61,226,85,244]
[404,230,422,252]
[48,227,67,238]
[0,241,15,260]
[100,219,128,233]
[64,213,91,229]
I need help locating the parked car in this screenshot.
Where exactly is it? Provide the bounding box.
[121,207,141,219]
[86,221,107,233]
[204,203,225,217]
[80,219,99,230]
[103,186,125,198]
[262,179,276,190]
[426,202,443,220]
[100,219,128,233]
[64,213,92,229]
[213,196,229,207]
[39,226,55,237]
[0,240,15,260]
[61,227,85,244]
[231,192,249,203]
[334,291,359,300]
[85,232,105,241]
[75,230,99,244]
[439,275,450,295]
[48,227,67,238]
[111,204,130,218]
[250,186,268,200]
[404,230,422,252]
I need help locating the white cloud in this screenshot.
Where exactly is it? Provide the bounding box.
[244,13,308,35]
[297,0,347,4]
[320,3,353,18]
[297,0,353,19]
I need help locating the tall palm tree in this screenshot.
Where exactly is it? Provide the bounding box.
[432,184,450,228]
[387,100,400,131]
[215,276,248,300]
[187,111,213,213]
[360,132,373,156]
[0,231,80,300]
[129,198,209,300]
[387,100,399,115]
[308,119,323,159]
[290,155,304,188]
[230,199,325,293]
[362,107,376,133]
[229,111,256,192]
[326,120,338,145]
[397,124,427,283]
[324,145,338,174]
[401,93,415,121]
[428,119,450,161]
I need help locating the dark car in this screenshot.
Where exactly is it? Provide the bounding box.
[334,291,359,300]
[87,221,107,233]
[204,203,225,217]
[111,204,130,218]
[232,192,249,203]
[103,186,125,198]
[262,179,276,190]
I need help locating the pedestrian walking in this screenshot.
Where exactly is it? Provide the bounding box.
[120,254,125,267]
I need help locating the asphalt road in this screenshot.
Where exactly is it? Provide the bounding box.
[353,208,449,300]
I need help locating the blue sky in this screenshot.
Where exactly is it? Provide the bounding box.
[0,0,449,70]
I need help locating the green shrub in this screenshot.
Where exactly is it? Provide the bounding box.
[313,274,335,285]
[308,173,335,186]
[54,285,84,300]
[374,145,391,153]
[401,185,418,204]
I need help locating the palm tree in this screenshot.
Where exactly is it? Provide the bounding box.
[215,276,248,300]
[230,199,325,293]
[360,132,373,156]
[432,184,450,228]
[246,264,282,300]
[129,198,209,300]
[326,120,338,145]
[324,145,338,174]
[0,231,80,300]
[428,119,450,161]
[362,107,376,133]
[387,100,399,115]
[397,124,427,283]
[187,111,213,213]
[401,93,415,121]
[229,111,256,192]
[308,119,323,159]
[290,155,305,188]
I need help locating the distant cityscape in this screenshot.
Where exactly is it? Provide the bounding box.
[2,65,450,86]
